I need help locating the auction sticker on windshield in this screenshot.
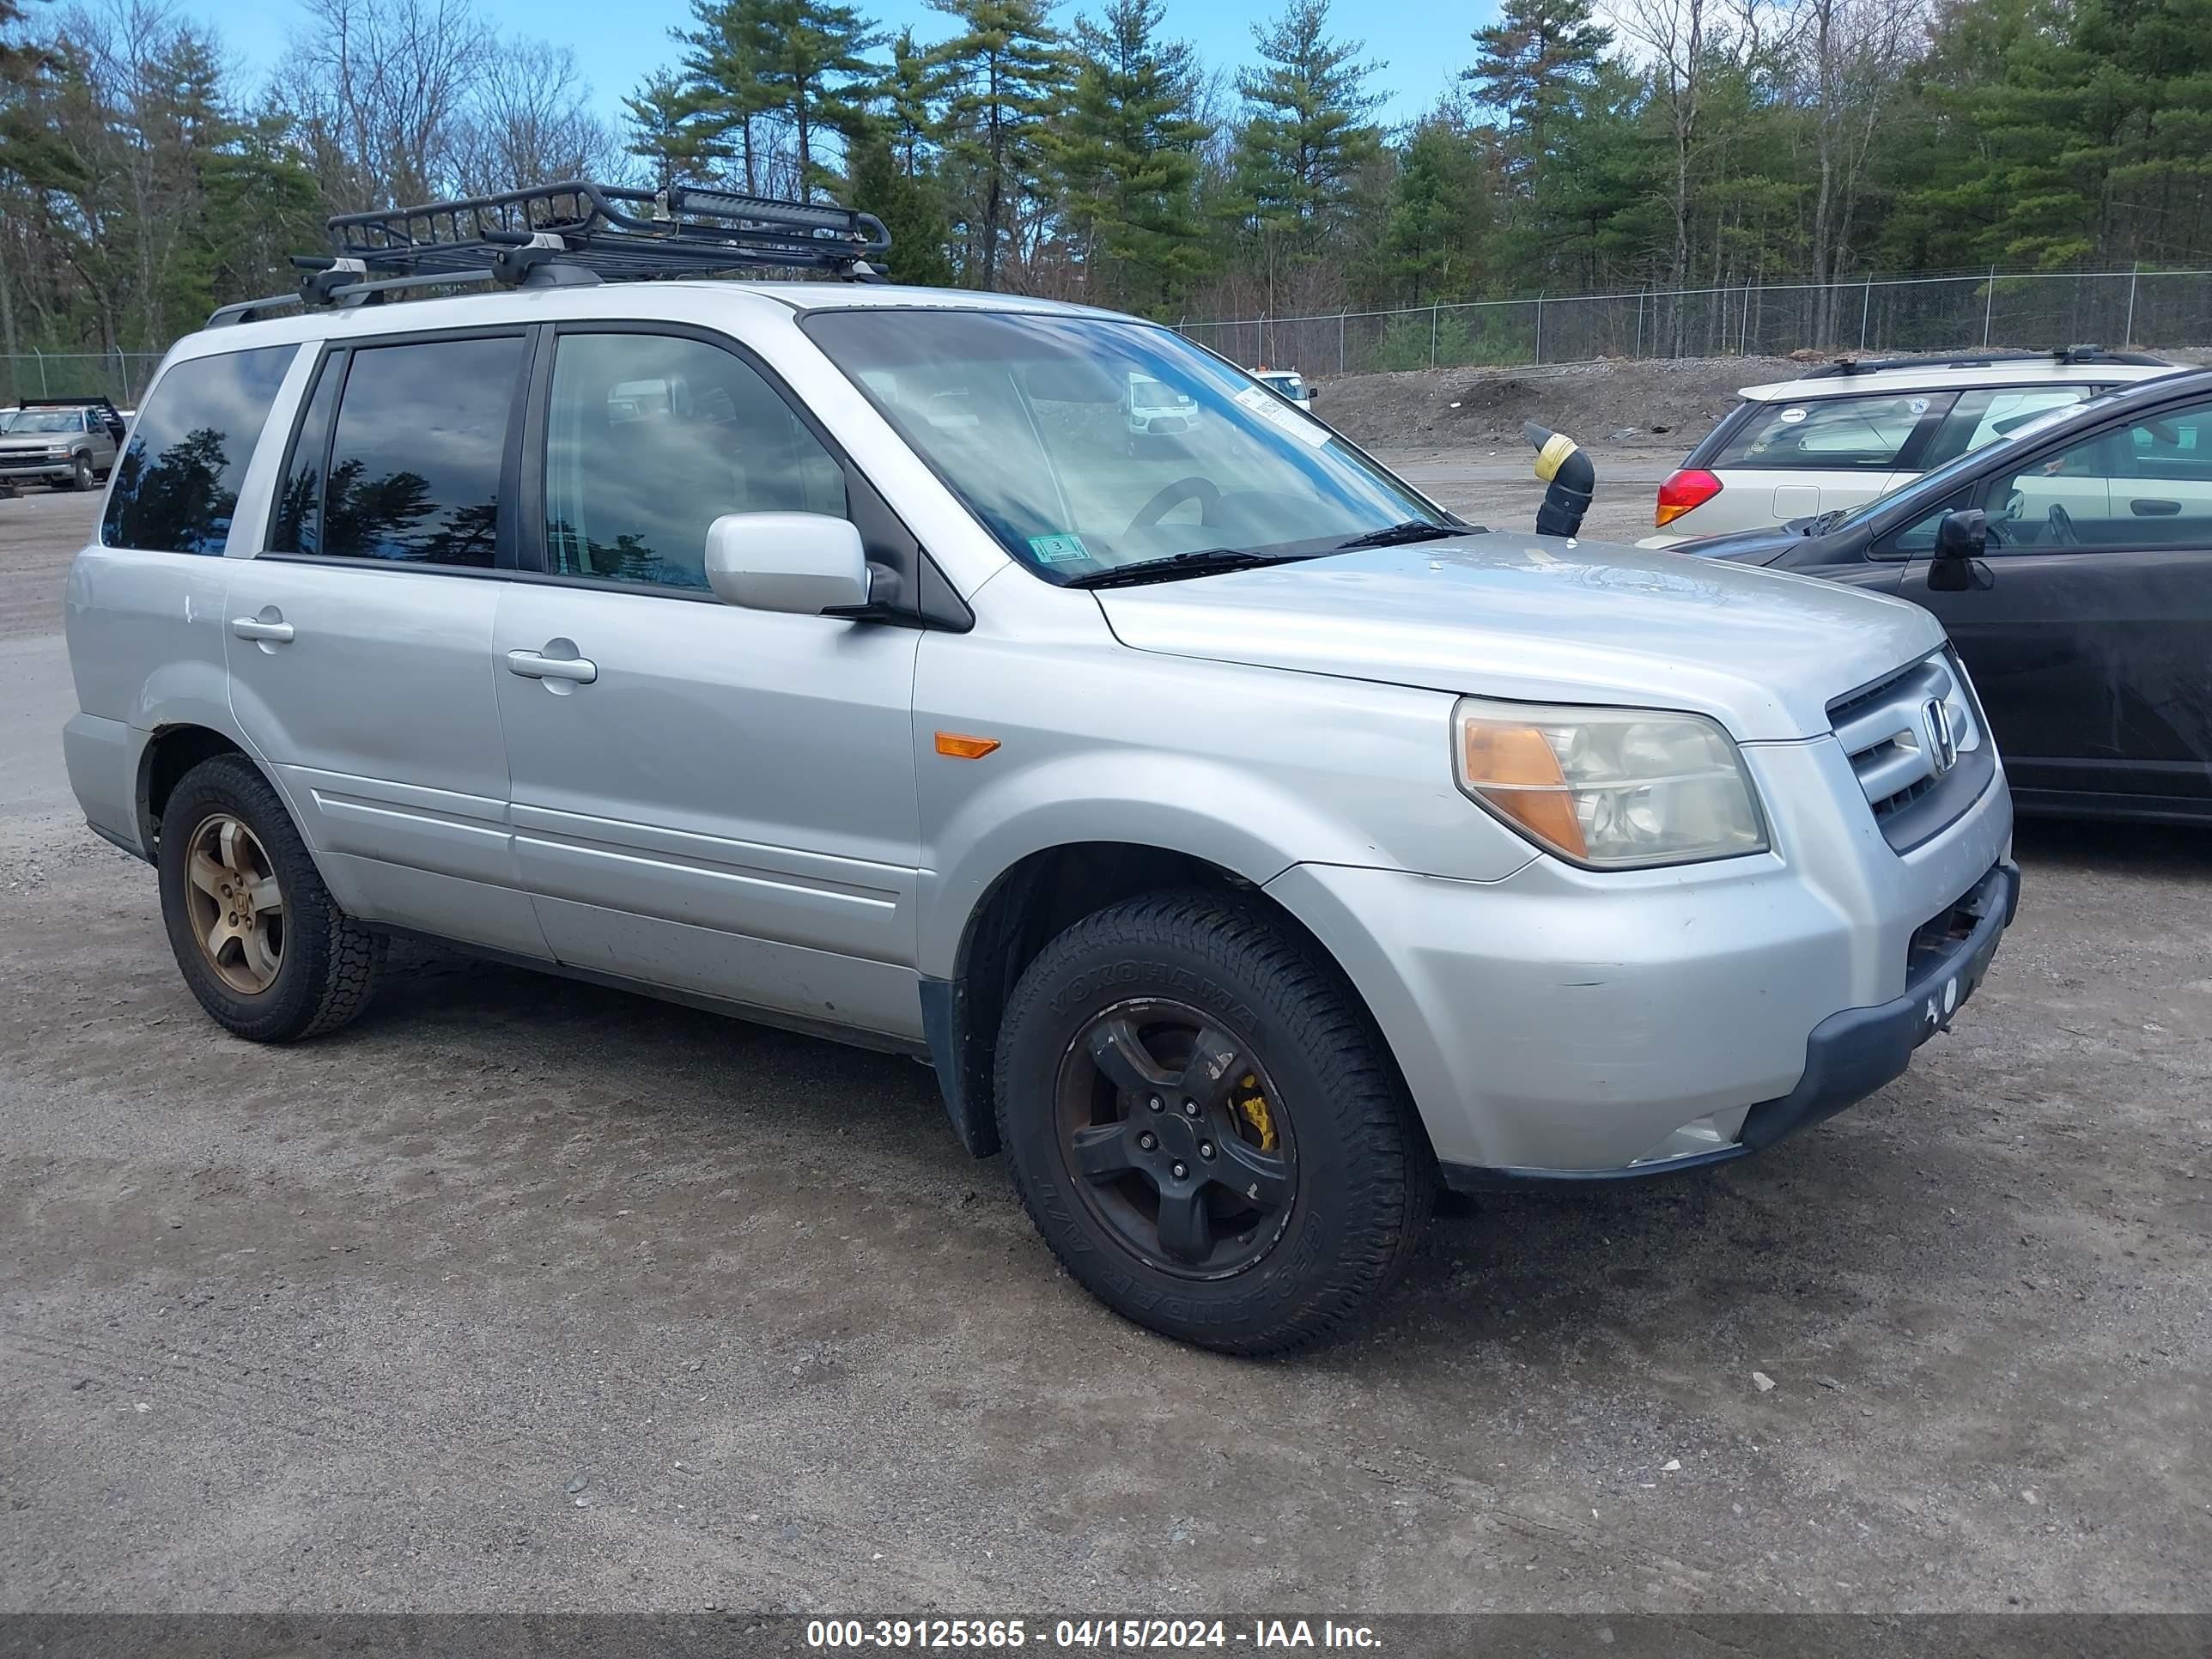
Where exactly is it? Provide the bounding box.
[1028,533,1091,565]
[1233,385,1331,447]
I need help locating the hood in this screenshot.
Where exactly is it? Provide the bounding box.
[0,433,71,450]
[1666,523,1813,566]
[1093,534,1945,742]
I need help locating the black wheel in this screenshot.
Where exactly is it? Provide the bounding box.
[70,454,95,491]
[157,754,384,1042]
[995,890,1432,1353]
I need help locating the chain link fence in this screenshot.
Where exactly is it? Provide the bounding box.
[10,268,2208,407]
[1178,267,2212,379]
[1,350,166,410]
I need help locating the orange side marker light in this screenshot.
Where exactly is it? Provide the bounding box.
[935,732,1001,760]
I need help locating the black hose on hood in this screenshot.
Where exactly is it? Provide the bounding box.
[1523,421,1595,538]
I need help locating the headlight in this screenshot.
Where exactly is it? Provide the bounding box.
[1452,698,1768,868]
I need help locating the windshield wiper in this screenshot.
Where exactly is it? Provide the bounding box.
[1064,549,1313,589]
[1331,520,1459,550]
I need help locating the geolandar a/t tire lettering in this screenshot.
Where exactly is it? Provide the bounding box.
[156,754,385,1042]
[994,889,1433,1354]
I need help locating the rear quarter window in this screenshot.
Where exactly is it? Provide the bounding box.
[102,346,295,555]
[1711,392,1936,472]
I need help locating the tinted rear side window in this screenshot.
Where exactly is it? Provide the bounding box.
[1711,392,1941,472]
[315,337,525,566]
[102,346,295,555]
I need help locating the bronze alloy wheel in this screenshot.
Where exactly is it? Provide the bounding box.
[1052,997,1298,1279]
[184,813,285,995]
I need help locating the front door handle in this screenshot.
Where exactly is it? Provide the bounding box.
[230,615,295,644]
[506,647,597,684]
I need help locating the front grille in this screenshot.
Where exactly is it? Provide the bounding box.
[1905,861,2006,984]
[1829,651,1991,849]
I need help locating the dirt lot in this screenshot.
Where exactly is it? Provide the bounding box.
[2,483,2207,1614]
[1313,347,2212,453]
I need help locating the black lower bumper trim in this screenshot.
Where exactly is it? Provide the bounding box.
[1441,858,2021,1193]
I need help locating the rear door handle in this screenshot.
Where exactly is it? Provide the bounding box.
[230,616,295,643]
[2130,498,2181,516]
[506,648,597,684]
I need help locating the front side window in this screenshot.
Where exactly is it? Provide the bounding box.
[1987,398,2212,551]
[544,331,846,591]
[1712,392,1941,472]
[101,347,294,555]
[805,309,1445,582]
[309,336,525,567]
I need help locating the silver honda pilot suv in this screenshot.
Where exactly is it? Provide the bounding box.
[62,281,2019,1352]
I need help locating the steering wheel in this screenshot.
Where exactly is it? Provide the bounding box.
[2045,502,2081,547]
[1128,477,1221,534]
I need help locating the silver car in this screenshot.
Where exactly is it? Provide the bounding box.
[62,280,2018,1352]
[2,398,122,491]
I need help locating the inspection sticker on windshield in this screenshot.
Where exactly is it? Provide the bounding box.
[1028,532,1091,565]
[1234,385,1332,447]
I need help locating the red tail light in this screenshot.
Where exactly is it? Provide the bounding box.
[1656,468,1723,528]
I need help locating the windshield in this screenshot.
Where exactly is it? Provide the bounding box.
[5,410,82,434]
[805,310,1446,582]
[1831,395,2112,533]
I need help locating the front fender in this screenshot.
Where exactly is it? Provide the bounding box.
[917,750,1359,977]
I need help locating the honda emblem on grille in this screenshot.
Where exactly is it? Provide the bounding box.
[1923,698,1958,775]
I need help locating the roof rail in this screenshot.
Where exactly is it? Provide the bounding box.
[208,179,893,327]
[1800,344,2172,378]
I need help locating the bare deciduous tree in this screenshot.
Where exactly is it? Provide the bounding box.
[279,0,486,210]
[1796,0,1925,341]
[453,38,627,195]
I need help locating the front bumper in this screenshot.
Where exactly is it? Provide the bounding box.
[1442,857,2019,1188]
[0,458,76,482]
[1267,735,2016,1173]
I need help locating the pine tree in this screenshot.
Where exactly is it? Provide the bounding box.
[881,27,943,177]
[678,0,776,192]
[1046,0,1212,312]
[623,70,729,193]
[752,0,883,198]
[1461,0,1612,203]
[930,0,1063,288]
[1228,0,1383,243]
[1364,109,1492,305]
[847,126,956,283]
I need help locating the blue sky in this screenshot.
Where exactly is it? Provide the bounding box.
[183,0,1490,136]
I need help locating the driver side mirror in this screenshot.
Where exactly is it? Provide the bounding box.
[703,513,870,616]
[1927,508,1994,592]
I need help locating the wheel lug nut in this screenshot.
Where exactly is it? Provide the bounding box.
[1182,1100,1199,1117]
[1138,1133,1157,1152]
[1200,1141,1214,1158]
[1147,1096,1163,1113]
[1171,1162,1188,1179]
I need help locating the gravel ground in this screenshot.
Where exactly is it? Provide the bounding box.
[2,483,2207,1615]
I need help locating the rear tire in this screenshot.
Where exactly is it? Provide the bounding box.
[995,889,1432,1354]
[157,754,384,1042]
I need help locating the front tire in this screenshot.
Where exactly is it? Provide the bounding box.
[158,754,384,1042]
[70,454,95,491]
[995,890,1432,1354]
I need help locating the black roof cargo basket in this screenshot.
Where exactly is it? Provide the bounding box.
[209,179,893,327]
[1801,345,2172,378]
